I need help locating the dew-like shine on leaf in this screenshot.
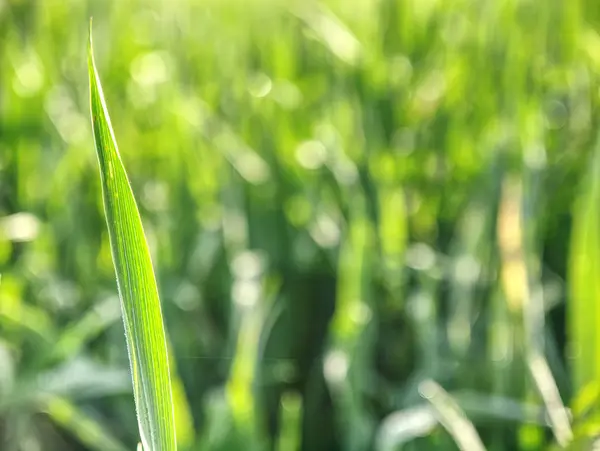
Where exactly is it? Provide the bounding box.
[87,21,176,451]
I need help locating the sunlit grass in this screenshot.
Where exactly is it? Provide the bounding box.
[0,0,599,450]
[88,22,176,451]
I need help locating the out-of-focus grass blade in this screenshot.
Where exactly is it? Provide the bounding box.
[0,359,131,413]
[327,193,376,451]
[419,380,486,451]
[87,22,176,451]
[47,296,121,364]
[497,175,572,447]
[376,390,565,450]
[167,338,196,449]
[41,396,130,451]
[0,273,57,344]
[569,131,600,401]
[276,391,302,451]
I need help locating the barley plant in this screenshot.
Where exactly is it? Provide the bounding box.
[1,1,600,451]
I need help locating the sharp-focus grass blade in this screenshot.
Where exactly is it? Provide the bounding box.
[87,23,176,451]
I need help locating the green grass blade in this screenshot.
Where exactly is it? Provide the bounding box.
[87,22,176,451]
[419,380,486,451]
[569,130,600,399]
[42,396,130,451]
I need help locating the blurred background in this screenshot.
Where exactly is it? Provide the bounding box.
[2,0,600,450]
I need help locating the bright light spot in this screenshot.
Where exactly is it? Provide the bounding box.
[350,301,372,325]
[1,213,40,242]
[302,6,361,65]
[248,73,272,98]
[407,291,434,321]
[232,251,265,280]
[415,70,446,105]
[232,279,260,307]
[130,51,170,87]
[13,52,44,97]
[524,143,547,170]
[295,140,327,170]
[324,349,348,385]
[309,214,340,248]
[405,243,436,271]
[453,255,480,285]
[235,152,270,184]
[174,282,201,311]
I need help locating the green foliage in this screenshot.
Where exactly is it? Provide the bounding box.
[1,0,600,450]
[568,130,600,446]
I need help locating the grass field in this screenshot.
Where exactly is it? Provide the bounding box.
[2,0,600,450]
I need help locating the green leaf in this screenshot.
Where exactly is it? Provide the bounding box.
[87,21,176,451]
